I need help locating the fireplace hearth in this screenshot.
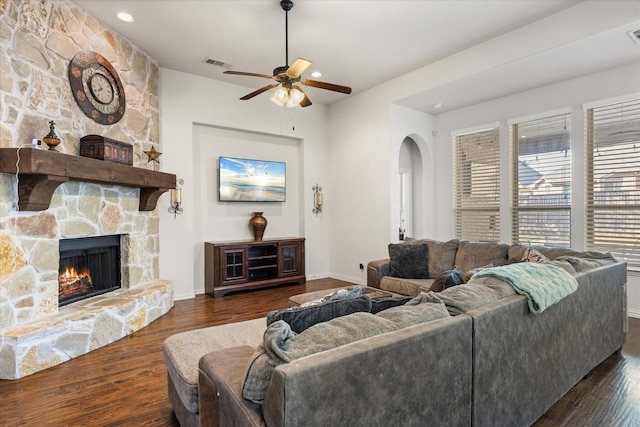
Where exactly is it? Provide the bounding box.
[58,235,122,306]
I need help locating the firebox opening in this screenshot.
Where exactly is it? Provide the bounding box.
[58,235,122,307]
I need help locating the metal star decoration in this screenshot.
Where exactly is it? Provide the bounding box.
[144,146,162,164]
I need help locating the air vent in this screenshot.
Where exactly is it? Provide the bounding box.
[203,58,232,68]
[628,29,640,44]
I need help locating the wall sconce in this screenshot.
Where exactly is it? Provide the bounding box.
[168,178,184,218]
[312,183,323,216]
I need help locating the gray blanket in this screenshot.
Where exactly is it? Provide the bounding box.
[471,262,578,313]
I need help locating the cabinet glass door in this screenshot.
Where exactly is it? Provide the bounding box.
[280,244,299,275]
[223,248,245,281]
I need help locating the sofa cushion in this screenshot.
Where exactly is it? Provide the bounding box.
[454,241,509,274]
[267,295,372,333]
[545,259,577,274]
[509,244,617,264]
[380,276,434,296]
[507,243,545,262]
[538,247,616,262]
[388,243,429,278]
[554,255,613,272]
[430,267,464,292]
[435,281,516,316]
[242,294,450,403]
[405,238,459,278]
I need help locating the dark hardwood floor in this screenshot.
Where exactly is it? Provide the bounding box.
[1,277,638,426]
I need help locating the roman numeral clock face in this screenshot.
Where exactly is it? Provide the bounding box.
[68,51,126,125]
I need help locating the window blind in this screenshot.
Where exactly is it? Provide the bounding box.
[511,113,571,247]
[453,127,500,242]
[586,97,640,268]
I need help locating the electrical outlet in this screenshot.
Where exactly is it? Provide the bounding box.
[359,263,364,270]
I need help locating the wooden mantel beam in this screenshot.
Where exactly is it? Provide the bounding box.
[0,148,176,211]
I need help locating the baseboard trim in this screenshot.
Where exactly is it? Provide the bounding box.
[329,273,364,286]
[628,309,640,319]
[174,292,196,301]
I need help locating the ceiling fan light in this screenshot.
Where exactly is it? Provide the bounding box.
[270,87,290,106]
[287,87,304,108]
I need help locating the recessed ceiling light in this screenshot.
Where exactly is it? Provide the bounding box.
[311,71,322,78]
[117,12,134,23]
[433,103,443,109]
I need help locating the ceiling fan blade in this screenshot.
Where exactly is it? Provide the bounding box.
[239,83,280,100]
[300,94,312,107]
[224,70,275,79]
[301,79,352,94]
[286,58,312,79]
[293,85,312,107]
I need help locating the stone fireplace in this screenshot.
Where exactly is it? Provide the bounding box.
[0,0,174,379]
[0,174,174,380]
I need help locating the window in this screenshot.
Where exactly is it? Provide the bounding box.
[586,97,640,268]
[453,127,500,242]
[511,113,571,247]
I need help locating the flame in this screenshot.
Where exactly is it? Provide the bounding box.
[60,267,92,283]
[58,267,93,298]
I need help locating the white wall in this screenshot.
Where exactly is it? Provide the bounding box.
[156,2,640,316]
[432,62,640,317]
[190,125,304,293]
[158,68,329,300]
[322,1,638,284]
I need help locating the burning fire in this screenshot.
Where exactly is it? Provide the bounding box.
[58,267,93,297]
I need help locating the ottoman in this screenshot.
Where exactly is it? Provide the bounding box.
[163,318,266,427]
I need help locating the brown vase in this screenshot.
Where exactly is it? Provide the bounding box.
[249,212,268,241]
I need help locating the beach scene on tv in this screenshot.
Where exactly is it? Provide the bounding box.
[219,157,286,202]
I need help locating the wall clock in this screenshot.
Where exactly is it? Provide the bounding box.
[68,50,126,125]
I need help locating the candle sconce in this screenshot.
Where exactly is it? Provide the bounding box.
[312,183,323,216]
[168,178,184,218]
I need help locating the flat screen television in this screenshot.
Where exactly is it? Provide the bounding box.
[218,156,286,202]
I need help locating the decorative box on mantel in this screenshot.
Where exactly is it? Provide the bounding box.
[80,134,133,165]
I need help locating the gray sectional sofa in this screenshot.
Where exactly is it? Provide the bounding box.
[163,239,627,427]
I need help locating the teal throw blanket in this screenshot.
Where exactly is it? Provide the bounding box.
[471,262,578,313]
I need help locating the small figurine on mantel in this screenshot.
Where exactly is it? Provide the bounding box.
[144,146,162,170]
[42,120,61,151]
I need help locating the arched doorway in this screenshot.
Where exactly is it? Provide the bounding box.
[398,136,423,240]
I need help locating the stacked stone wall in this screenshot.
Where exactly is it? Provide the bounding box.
[0,0,164,331]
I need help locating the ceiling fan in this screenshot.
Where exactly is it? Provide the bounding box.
[224,0,352,108]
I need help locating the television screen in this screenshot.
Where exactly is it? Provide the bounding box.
[218,156,286,202]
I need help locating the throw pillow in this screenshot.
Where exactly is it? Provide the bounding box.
[430,267,464,292]
[521,246,548,263]
[267,295,372,333]
[463,263,494,283]
[318,286,363,303]
[370,295,413,314]
[388,243,429,279]
[242,320,294,404]
[405,238,460,278]
[375,292,450,328]
[296,286,363,308]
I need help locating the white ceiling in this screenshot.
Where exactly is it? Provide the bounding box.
[72,1,640,113]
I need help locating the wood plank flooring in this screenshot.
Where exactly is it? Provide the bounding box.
[1,277,638,426]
